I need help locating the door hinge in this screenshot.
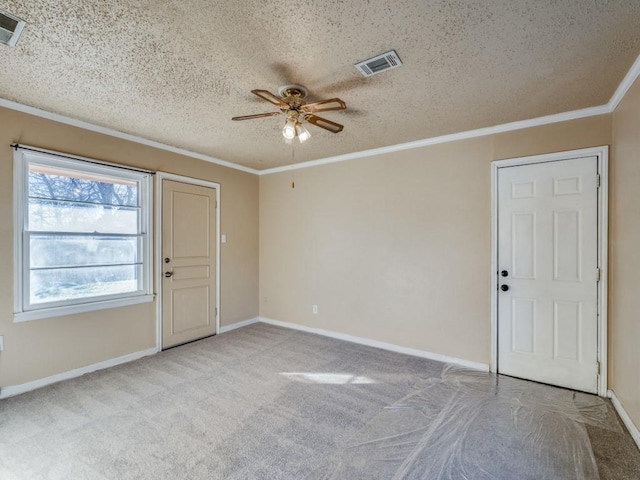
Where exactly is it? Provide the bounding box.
[596,268,601,282]
[597,361,601,376]
[596,174,601,188]
[215,307,218,317]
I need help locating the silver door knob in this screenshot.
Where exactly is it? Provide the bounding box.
[164,271,173,278]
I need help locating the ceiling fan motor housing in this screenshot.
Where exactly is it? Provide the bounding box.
[278,84,308,99]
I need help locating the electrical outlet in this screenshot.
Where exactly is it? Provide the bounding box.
[312,305,318,315]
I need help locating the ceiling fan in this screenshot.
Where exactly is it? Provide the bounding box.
[232,85,347,143]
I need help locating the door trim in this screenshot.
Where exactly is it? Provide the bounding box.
[155,172,221,350]
[490,146,609,396]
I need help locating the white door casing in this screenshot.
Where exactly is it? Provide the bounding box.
[158,176,220,349]
[491,147,608,395]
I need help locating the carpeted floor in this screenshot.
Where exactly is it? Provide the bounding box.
[0,323,638,479]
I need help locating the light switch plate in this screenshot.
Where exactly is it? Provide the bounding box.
[221,234,227,244]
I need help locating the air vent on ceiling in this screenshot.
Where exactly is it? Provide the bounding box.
[0,8,26,47]
[355,50,402,77]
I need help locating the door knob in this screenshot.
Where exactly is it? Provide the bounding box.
[164,257,171,263]
[164,271,173,278]
[501,270,508,277]
[500,284,509,292]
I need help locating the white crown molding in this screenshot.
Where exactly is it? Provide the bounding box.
[0,98,260,176]
[0,346,159,399]
[608,389,640,451]
[259,51,640,176]
[219,317,259,334]
[608,53,640,112]
[258,104,611,175]
[258,317,490,372]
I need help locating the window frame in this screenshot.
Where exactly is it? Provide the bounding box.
[13,146,154,322]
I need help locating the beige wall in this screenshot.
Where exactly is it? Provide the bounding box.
[3,87,636,439]
[611,78,640,430]
[0,107,259,387]
[492,115,613,160]
[261,138,494,362]
[260,115,612,365]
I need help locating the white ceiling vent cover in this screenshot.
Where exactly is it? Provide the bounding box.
[355,50,403,77]
[0,8,26,47]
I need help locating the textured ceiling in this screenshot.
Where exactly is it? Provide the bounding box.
[1,1,639,171]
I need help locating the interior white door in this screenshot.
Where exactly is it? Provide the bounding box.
[497,156,599,393]
[162,179,217,348]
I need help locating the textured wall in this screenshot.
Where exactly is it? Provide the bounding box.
[0,107,259,387]
[611,78,640,432]
[259,115,612,366]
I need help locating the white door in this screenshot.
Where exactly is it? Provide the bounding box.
[162,179,217,348]
[497,156,599,393]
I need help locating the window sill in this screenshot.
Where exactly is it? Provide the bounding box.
[14,294,155,322]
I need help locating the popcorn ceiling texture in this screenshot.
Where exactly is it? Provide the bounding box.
[0,0,639,170]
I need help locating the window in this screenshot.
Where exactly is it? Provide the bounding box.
[14,146,153,321]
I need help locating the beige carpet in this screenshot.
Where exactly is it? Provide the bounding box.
[0,323,638,479]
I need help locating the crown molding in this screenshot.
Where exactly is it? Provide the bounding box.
[0,98,260,175]
[259,52,640,176]
[258,104,611,175]
[608,53,640,112]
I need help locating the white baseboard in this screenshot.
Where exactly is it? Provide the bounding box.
[608,389,640,450]
[219,317,259,334]
[258,317,490,372]
[0,347,159,400]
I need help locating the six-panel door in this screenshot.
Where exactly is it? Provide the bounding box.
[497,157,599,393]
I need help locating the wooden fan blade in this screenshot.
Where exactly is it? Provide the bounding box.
[251,89,289,108]
[304,114,344,133]
[301,98,346,113]
[232,112,282,121]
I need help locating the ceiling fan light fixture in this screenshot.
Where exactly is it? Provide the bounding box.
[282,117,297,140]
[296,122,311,143]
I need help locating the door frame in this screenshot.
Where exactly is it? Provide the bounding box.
[155,172,221,350]
[490,146,609,396]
